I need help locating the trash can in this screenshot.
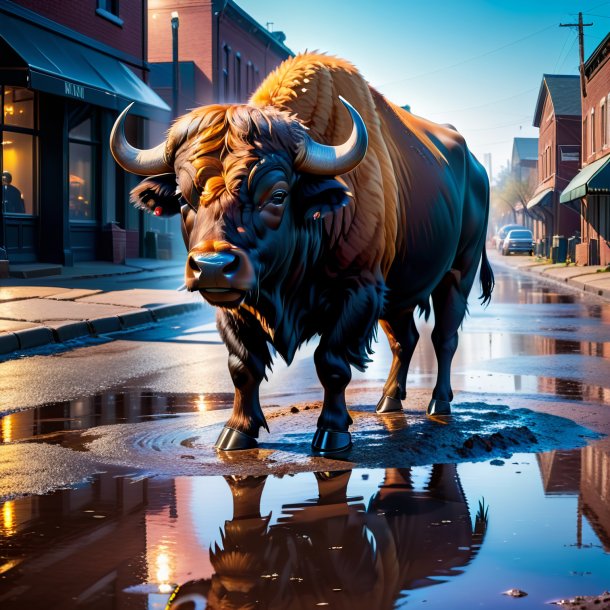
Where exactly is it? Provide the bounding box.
[102,222,126,264]
[551,235,567,264]
[567,235,581,262]
[158,232,173,260]
[145,230,159,259]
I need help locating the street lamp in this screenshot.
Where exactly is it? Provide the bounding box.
[171,11,179,119]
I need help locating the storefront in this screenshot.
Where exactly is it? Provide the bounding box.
[561,153,610,266]
[0,9,170,265]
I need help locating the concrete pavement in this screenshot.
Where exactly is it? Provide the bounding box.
[488,249,610,299]
[0,258,203,357]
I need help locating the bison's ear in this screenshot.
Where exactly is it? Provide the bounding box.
[130,174,182,217]
[295,176,351,221]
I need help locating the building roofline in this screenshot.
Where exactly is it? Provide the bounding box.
[585,31,610,78]
[533,73,580,127]
[215,0,294,58]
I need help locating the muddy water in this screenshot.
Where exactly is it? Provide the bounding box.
[2,269,610,608]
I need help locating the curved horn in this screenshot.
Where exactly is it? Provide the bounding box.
[110,103,173,176]
[294,96,368,176]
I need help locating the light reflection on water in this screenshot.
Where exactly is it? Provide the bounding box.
[1,441,610,609]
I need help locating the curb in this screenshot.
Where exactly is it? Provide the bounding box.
[0,301,203,357]
[494,258,610,302]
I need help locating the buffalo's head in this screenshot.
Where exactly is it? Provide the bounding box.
[110,98,367,309]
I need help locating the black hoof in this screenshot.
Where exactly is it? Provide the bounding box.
[311,428,352,456]
[215,426,258,451]
[376,395,403,414]
[427,398,451,416]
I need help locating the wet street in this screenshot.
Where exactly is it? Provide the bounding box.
[1,262,610,608]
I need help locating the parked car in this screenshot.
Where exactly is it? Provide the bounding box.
[502,229,534,256]
[493,224,526,251]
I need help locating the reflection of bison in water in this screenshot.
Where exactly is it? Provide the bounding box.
[166,466,487,609]
[111,53,493,455]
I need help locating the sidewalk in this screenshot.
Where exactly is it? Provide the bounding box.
[489,249,610,300]
[0,258,203,356]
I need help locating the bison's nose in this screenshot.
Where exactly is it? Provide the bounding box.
[185,247,255,303]
[190,251,240,277]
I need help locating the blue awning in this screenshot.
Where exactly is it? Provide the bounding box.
[560,153,610,204]
[0,12,170,120]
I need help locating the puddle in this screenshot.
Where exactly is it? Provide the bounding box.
[1,442,610,609]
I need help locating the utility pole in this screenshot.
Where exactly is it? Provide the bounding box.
[560,12,593,98]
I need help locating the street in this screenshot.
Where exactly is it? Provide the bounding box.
[1,256,610,608]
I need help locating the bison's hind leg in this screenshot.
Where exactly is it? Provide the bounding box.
[428,270,469,416]
[376,309,419,414]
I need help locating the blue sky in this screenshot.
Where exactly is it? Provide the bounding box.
[238,0,610,180]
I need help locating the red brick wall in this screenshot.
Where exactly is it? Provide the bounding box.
[12,0,145,63]
[148,0,213,77]
[148,0,289,107]
[218,17,287,102]
[583,53,610,165]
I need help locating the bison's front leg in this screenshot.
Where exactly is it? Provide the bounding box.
[312,343,354,454]
[215,309,272,451]
[312,274,383,455]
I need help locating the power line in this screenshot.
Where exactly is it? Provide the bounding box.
[374,23,557,89]
[426,87,538,116]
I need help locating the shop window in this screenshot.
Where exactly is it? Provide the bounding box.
[69,115,97,221]
[3,87,34,129]
[2,132,35,215]
[1,86,38,216]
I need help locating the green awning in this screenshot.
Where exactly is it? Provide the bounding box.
[560,153,610,203]
[526,187,553,210]
[0,12,170,120]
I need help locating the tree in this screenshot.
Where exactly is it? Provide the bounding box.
[490,163,537,228]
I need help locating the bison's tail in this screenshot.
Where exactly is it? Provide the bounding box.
[479,246,494,307]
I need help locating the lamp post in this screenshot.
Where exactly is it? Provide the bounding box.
[171,11,180,119]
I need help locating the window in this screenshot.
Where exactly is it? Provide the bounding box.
[68,113,98,221]
[560,145,580,162]
[1,86,38,216]
[602,99,608,148]
[235,53,242,100]
[246,61,253,95]
[223,44,231,102]
[98,0,119,15]
[96,0,122,26]
[583,116,588,160]
[591,109,596,155]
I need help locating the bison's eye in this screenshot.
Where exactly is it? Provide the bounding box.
[268,189,288,206]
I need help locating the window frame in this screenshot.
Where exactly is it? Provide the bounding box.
[68,110,100,224]
[1,85,39,217]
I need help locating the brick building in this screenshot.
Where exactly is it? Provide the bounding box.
[0,0,169,267]
[510,137,538,231]
[561,33,610,266]
[527,74,581,253]
[147,0,294,116]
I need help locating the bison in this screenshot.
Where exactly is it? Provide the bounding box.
[110,53,494,454]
